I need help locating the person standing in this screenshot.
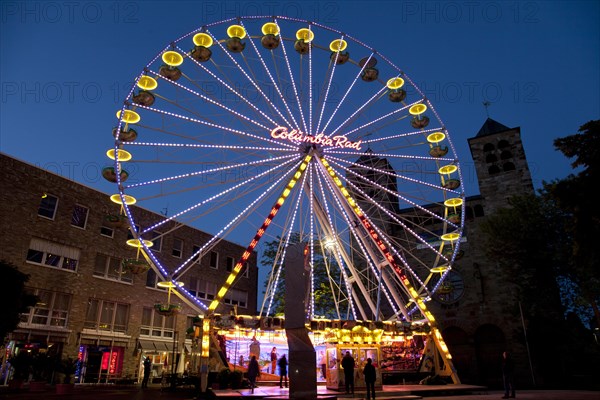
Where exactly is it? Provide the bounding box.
[278,354,288,388]
[247,355,260,394]
[249,335,261,360]
[270,347,278,374]
[141,356,152,389]
[341,351,355,394]
[363,357,376,400]
[501,351,516,399]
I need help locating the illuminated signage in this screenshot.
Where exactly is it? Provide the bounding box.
[271,127,362,150]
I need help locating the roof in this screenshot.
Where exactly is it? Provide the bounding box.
[476,118,511,137]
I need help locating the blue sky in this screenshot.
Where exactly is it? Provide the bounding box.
[2,1,598,195]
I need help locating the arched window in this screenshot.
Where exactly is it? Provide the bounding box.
[498,140,510,149]
[474,204,484,217]
[465,206,474,220]
[488,165,501,175]
[500,150,512,160]
[503,162,515,172]
[485,154,498,163]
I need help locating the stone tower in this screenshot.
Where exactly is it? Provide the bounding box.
[426,118,536,387]
[467,118,534,214]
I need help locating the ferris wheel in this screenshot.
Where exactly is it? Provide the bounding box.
[106,16,465,326]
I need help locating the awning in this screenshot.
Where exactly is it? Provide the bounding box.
[138,340,155,351]
[156,342,173,352]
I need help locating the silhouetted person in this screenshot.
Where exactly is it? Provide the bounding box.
[363,357,376,399]
[341,351,355,394]
[278,354,288,388]
[247,355,260,393]
[141,357,151,388]
[501,351,515,399]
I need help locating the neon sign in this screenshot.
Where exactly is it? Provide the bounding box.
[271,127,362,150]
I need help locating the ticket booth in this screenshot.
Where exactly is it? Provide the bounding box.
[325,343,382,391]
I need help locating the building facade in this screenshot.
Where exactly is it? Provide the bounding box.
[0,153,258,383]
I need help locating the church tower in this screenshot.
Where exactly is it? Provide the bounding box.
[467,118,534,213]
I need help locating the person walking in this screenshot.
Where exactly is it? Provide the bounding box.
[341,351,355,395]
[141,356,151,389]
[363,357,376,400]
[278,354,288,388]
[270,347,278,374]
[247,355,260,394]
[501,351,516,399]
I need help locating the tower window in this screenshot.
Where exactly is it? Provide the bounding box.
[488,165,501,175]
[483,143,495,152]
[503,162,516,172]
[485,154,498,163]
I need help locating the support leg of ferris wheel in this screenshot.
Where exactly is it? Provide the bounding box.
[197,154,314,392]
[312,187,411,321]
[317,156,461,384]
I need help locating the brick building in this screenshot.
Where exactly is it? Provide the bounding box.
[0,153,257,383]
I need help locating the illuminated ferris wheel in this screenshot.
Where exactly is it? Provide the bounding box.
[106,16,465,327]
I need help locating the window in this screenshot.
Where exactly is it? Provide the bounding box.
[482,143,495,152]
[226,256,235,272]
[26,238,79,271]
[145,269,166,290]
[84,299,129,332]
[140,307,175,338]
[71,204,89,229]
[93,254,132,283]
[224,288,248,308]
[503,162,516,172]
[20,289,71,328]
[485,154,498,163]
[187,277,217,300]
[209,251,219,269]
[151,231,163,252]
[488,165,501,175]
[191,245,201,264]
[100,226,114,238]
[127,224,140,240]
[38,194,58,219]
[172,238,183,258]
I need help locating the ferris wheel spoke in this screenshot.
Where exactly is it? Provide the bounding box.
[173,161,303,279]
[238,21,304,132]
[315,36,344,134]
[175,45,280,128]
[326,86,387,139]
[321,52,376,134]
[126,103,297,150]
[137,156,300,235]
[146,70,272,131]
[124,152,296,190]
[204,30,294,129]
[274,19,308,133]
[336,99,424,140]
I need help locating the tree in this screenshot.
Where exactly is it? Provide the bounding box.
[545,120,600,329]
[0,260,38,340]
[261,234,343,318]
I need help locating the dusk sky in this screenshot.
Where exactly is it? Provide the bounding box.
[2,1,599,278]
[2,1,598,195]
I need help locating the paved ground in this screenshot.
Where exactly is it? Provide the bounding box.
[0,385,598,400]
